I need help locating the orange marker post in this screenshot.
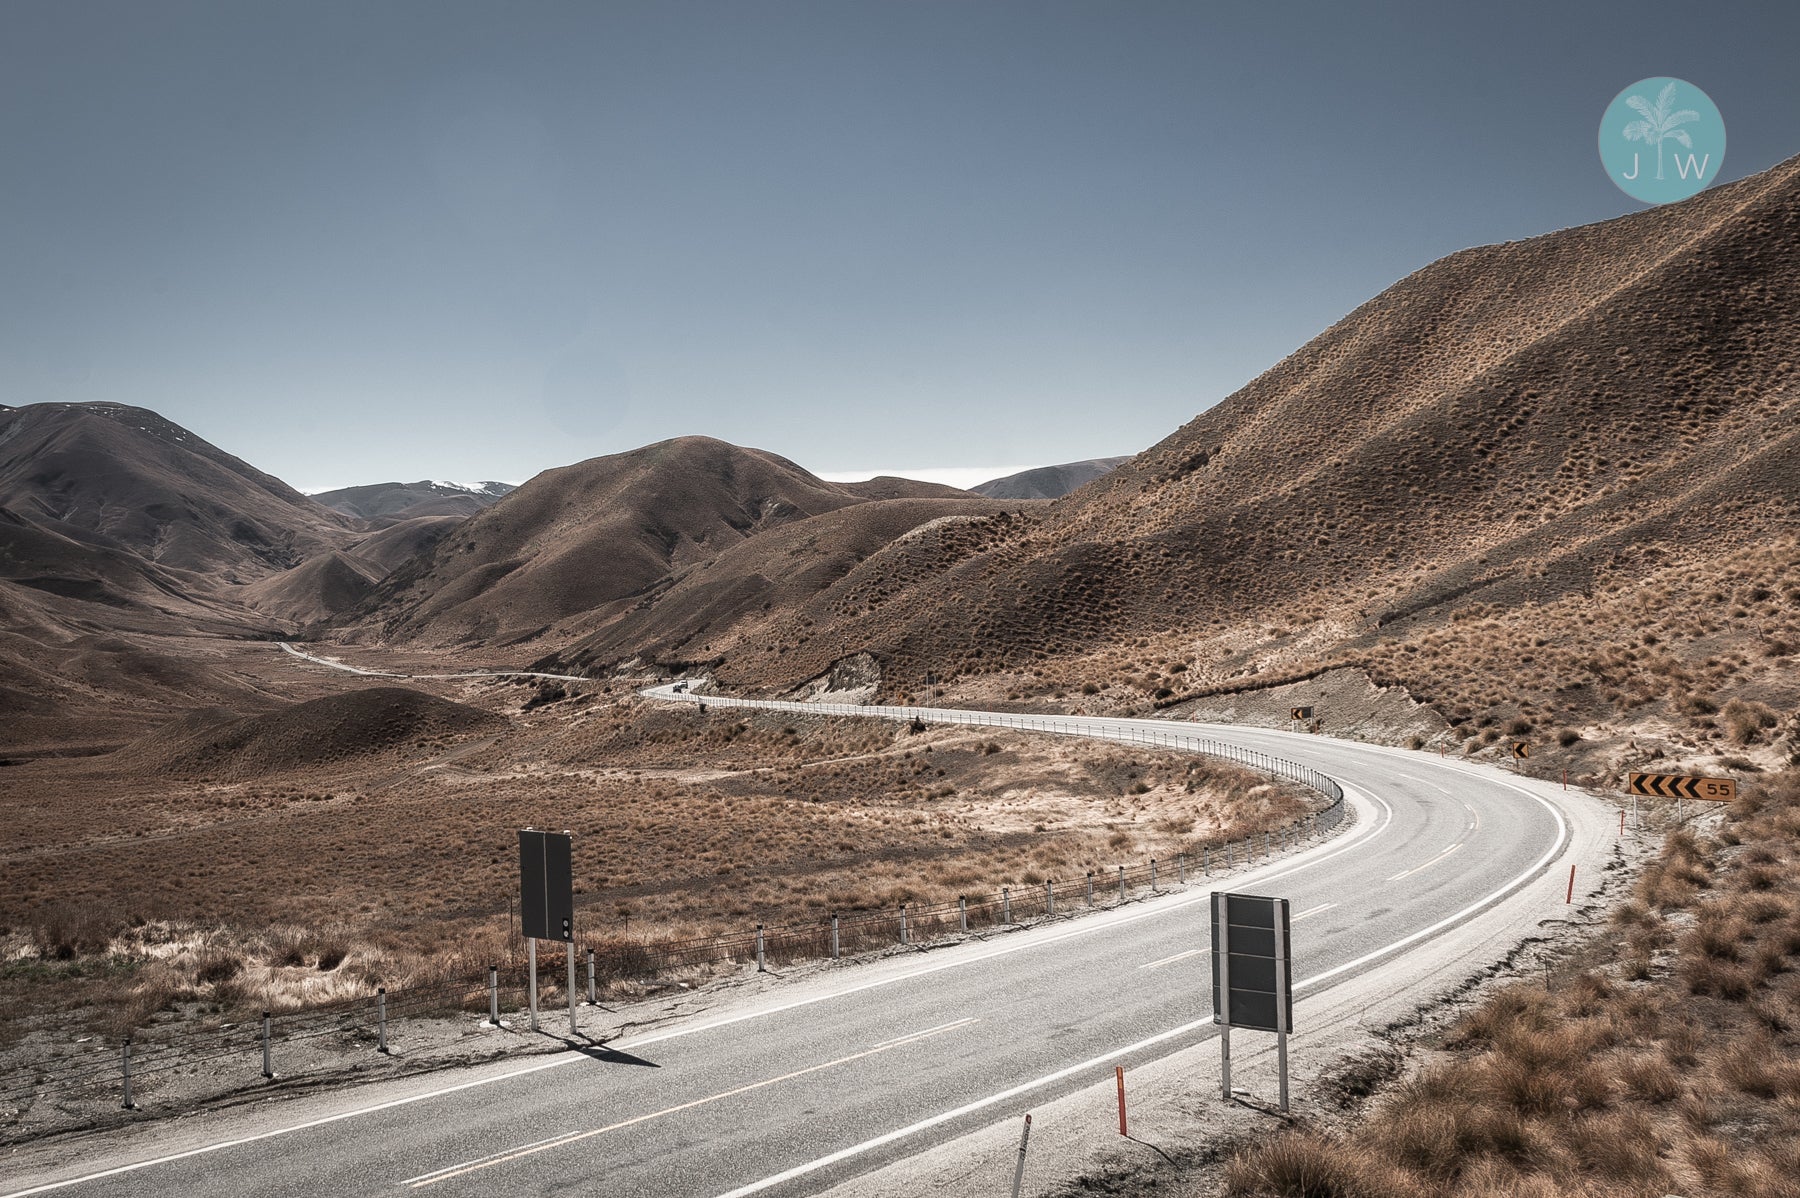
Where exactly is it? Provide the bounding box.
[1116,1066,1127,1137]
[1566,863,1576,904]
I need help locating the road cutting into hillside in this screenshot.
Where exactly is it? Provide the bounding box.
[3,675,1615,1198]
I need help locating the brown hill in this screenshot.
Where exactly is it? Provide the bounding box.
[236,550,384,627]
[342,437,928,647]
[116,686,503,778]
[345,515,464,574]
[558,152,1800,744]
[0,403,353,580]
[549,495,1018,672]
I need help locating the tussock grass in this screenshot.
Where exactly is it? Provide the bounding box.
[1225,768,1800,1198]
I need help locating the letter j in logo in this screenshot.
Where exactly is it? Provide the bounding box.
[1599,77,1725,205]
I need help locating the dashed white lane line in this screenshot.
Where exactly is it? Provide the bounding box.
[708,786,1569,1198]
[1138,948,1204,970]
[402,1019,978,1188]
[1291,902,1337,921]
[1386,841,1462,882]
[0,770,1396,1198]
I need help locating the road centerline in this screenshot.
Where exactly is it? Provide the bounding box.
[1385,841,1461,882]
[1139,948,1203,970]
[401,1018,978,1189]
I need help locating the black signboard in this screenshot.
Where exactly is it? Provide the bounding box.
[519,829,574,941]
[1210,892,1291,1034]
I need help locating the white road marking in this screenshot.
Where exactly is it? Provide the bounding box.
[0,790,1393,1198]
[1139,948,1203,970]
[0,1053,581,1198]
[1291,902,1336,921]
[1385,841,1461,882]
[708,785,1569,1198]
[401,1018,977,1188]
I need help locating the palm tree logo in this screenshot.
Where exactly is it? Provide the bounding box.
[1621,81,1699,181]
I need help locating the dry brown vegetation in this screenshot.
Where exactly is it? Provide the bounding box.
[1220,769,1800,1198]
[0,661,1313,1052]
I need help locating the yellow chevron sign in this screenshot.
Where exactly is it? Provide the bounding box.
[1628,772,1736,802]
[1512,742,1530,758]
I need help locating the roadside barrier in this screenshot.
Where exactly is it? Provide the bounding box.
[0,694,1347,1115]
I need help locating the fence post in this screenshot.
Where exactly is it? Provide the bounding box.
[121,1037,134,1110]
[1002,887,1011,925]
[900,904,909,945]
[832,912,841,958]
[261,1011,273,1079]
[1118,865,1126,901]
[958,897,967,933]
[1046,879,1055,917]
[756,924,767,972]
[587,948,596,1005]
[486,964,501,1028]
[377,988,389,1054]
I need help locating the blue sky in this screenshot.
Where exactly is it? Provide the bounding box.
[2,1,1795,491]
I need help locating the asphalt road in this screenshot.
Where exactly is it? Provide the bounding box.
[4,694,1591,1198]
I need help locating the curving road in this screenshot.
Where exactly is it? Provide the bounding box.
[2,686,1612,1198]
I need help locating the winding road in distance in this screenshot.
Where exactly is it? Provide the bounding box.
[3,671,1614,1198]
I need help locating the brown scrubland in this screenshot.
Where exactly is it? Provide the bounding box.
[0,658,1311,1052]
[1218,769,1800,1198]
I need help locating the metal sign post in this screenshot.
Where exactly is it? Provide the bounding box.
[1211,891,1293,1112]
[520,828,575,1035]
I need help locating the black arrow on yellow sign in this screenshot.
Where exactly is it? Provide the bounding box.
[1290,706,1314,721]
[1628,772,1736,802]
[1512,742,1530,758]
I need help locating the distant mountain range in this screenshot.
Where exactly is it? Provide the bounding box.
[310,479,516,522]
[972,458,1130,500]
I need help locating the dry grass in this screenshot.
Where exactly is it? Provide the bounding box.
[1224,768,1800,1198]
[0,690,1314,1045]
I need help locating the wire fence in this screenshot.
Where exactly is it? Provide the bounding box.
[0,695,1345,1114]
